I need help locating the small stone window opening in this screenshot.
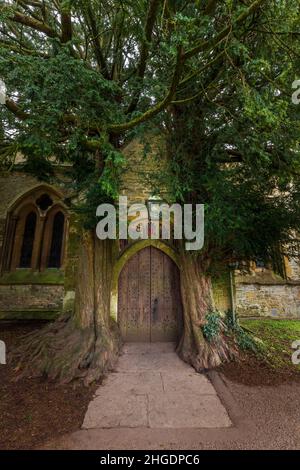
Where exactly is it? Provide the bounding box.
[255,258,266,269]
[36,194,53,211]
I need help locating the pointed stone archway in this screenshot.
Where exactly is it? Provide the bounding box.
[110,240,183,343]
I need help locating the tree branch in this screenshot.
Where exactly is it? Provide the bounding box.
[179,49,225,89]
[204,0,218,16]
[60,6,73,43]
[126,0,161,114]
[108,45,184,134]
[5,99,29,120]
[17,0,44,22]
[81,46,185,146]
[184,0,267,60]
[0,38,48,56]
[84,4,110,79]
[9,9,58,38]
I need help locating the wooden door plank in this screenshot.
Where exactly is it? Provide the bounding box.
[118,261,128,339]
[137,247,151,342]
[150,247,181,342]
[118,247,151,342]
[119,246,183,343]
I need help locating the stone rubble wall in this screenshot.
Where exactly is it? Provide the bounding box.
[0,284,64,320]
[236,282,300,318]
[235,265,300,318]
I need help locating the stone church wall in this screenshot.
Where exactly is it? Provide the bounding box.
[0,170,68,320]
[235,267,300,318]
[0,139,300,321]
[236,282,300,318]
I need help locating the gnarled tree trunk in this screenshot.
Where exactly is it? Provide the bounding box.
[13,231,121,385]
[13,235,237,383]
[177,248,235,370]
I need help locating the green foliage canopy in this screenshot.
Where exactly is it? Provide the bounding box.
[0,1,300,267]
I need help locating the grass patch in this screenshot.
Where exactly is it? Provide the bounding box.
[240,318,300,370]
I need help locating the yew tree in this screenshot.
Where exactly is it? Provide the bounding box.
[0,0,299,381]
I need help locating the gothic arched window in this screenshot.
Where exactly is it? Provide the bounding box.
[19,211,37,268]
[1,187,68,273]
[47,211,65,268]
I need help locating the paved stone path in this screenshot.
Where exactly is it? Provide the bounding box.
[83,343,231,429]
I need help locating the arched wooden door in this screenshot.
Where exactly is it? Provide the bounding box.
[118,247,183,342]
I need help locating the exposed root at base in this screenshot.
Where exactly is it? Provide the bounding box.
[11,314,121,385]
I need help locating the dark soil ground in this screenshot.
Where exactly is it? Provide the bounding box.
[0,322,97,450]
[1,318,300,449]
[219,319,300,386]
[219,351,300,386]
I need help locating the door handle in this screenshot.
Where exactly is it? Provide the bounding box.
[152,298,158,322]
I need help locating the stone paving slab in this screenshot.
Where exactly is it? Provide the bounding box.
[123,342,176,354]
[95,371,164,396]
[161,371,216,395]
[83,394,148,429]
[83,343,232,430]
[148,392,231,428]
[117,351,189,372]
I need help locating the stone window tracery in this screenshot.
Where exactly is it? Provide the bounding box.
[1,187,68,273]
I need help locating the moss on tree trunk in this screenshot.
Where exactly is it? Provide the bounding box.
[177,248,235,370]
[13,231,121,385]
[13,236,238,384]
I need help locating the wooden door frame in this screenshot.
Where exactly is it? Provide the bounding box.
[111,240,180,322]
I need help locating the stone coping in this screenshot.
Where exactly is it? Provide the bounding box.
[0,269,64,285]
[0,310,60,320]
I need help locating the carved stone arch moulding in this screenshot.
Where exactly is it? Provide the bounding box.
[1,184,69,274]
[110,239,180,323]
